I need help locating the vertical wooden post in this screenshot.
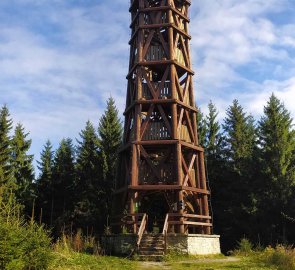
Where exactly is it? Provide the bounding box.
[179,190,185,234]
[177,143,184,233]
[200,151,211,234]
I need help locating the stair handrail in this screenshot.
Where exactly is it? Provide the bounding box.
[162,213,169,254]
[136,213,147,248]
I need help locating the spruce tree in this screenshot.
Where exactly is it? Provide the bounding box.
[36,140,54,225]
[221,100,257,249]
[223,100,256,174]
[205,101,223,158]
[97,97,122,224]
[74,121,102,232]
[258,94,295,242]
[203,102,225,236]
[11,123,34,213]
[51,138,76,232]
[0,105,13,191]
[197,108,207,147]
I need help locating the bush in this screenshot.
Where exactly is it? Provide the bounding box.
[263,245,295,270]
[0,191,52,270]
[230,237,253,256]
[54,230,101,255]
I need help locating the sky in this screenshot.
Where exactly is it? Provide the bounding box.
[0,0,295,172]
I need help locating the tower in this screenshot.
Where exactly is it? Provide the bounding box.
[113,0,212,235]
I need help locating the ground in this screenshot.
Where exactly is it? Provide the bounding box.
[49,252,278,270]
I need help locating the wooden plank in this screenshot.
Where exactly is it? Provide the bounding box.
[157,104,172,136]
[168,213,212,219]
[183,154,196,186]
[175,73,184,101]
[179,35,190,67]
[158,66,170,99]
[142,69,158,99]
[131,144,138,186]
[169,221,212,227]
[140,104,155,139]
[171,24,191,40]
[182,186,210,194]
[139,146,162,181]
[180,141,204,152]
[176,143,182,185]
[182,74,189,102]
[126,60,194,79]
[177,108,184,131]
[184,110,196,143]
[142,30,155,59]
[181,154,194,187]
[158,30,169,57]
[128,185,210,194]
[135,139,178,145]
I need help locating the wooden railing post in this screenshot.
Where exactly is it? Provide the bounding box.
[136,213,147,250]
[162,213,169,254]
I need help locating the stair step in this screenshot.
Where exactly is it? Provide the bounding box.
[141,237,163,241]
[140,245,164,249]
[138,250,165,256]
[137,233,165,258]
[140,246,164,251]
[141,240,163,244]
[137,255,164,261]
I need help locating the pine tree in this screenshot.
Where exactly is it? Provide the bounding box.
[51,138,76,232]
[11,123,35,213]
[258,94,295,242]
[0,105,13,191]
[97,97,122,224]
[74,121,102,232]
[36,140,54,225]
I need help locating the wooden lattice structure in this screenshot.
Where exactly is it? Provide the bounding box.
[113,0,212,235]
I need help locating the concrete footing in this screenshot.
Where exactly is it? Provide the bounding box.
[168,234,221,255]
[101,234,221,256]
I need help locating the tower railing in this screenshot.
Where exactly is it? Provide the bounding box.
[136,213,148,249]
[162,213,169,254]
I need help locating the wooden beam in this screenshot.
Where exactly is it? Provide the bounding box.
[169,221,212,227]
[180,141,204,152]
[139,145,162,181]
[128,185,210,194]
[168,213,212,220]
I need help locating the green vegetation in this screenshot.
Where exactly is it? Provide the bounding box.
[0,191,52,270]
[50,250,137,270]
[0,95,295,268]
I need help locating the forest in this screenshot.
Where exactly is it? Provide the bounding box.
[0,93,294,258]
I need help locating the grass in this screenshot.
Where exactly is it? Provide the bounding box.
[164,256,277,270]
[49,250,277,270]
[49,235,295,270]
[50,250,139,270]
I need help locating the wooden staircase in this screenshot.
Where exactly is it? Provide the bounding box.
[137,233,165,260]
[134,213,168,260]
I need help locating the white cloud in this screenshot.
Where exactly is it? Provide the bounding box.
[0,0,295,172]
[190,0,295,120]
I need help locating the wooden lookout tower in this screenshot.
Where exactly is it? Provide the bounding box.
[113,0,212,238]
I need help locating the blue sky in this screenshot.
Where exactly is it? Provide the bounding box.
[0,0,295,173]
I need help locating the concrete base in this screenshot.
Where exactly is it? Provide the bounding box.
[167,234,221,255]
[101,234,221,256]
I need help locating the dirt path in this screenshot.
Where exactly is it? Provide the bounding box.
[139,257,240,269]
